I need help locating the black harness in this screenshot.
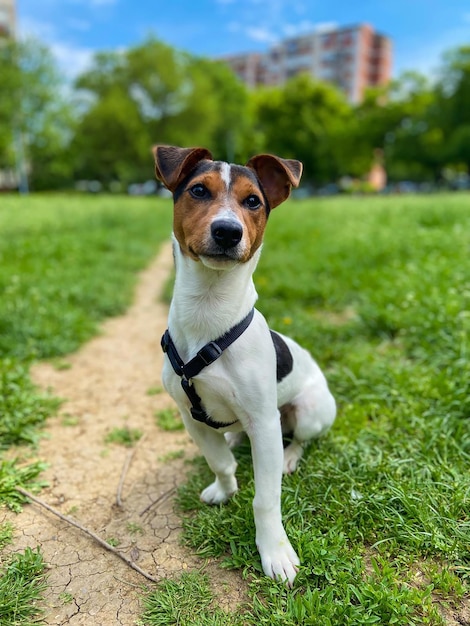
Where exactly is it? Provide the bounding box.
[161,308,255,429]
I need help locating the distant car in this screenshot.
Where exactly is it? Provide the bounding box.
[316,183,339,196]
[128,180,158,196]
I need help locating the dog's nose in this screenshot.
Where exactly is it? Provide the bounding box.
[211,219,243,250]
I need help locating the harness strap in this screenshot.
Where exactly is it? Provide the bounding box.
[161,308,255,429]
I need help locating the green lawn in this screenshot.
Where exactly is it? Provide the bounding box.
[142,193,470,625]
[0,194,172,453]
[0,193,172,623]
[1,192,469,625]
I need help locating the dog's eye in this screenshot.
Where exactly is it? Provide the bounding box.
[189,184,209,199]
[245,194,261,210]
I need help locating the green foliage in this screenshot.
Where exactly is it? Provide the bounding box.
[72,86,149,184]
[146,385,163,396]
[152,194,470,626]
[126,522,144,536]
[104,427,143,447]
[252,75,351,184]
[0,460,47,512]
[0,523,13,550]
[0,194,171,501]
[155,407,184,431]
[0,547,48,626]
[69,40,470,186]
[0,195,172,360]
[0,194,174,622]
[73,37,250,184]
[2,33,470,189]
[0,359,60,449]
[140,573,247,626]
[0,38,75,189]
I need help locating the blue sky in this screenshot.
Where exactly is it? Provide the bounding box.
[18,0,470,79]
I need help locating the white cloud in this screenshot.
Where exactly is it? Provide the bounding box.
[282,20,317,38]
[313,22,338,34]
[50,41,94,78]
[18,15,56,40]
[227,20,278,44]
[18,15,94,78]
[245,26,278,44]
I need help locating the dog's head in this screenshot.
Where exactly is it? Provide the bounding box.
[153,145,302,269]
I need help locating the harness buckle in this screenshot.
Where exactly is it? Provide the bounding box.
[197,341,223,366]
[161,308,253,430]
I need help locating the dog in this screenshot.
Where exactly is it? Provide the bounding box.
[153,145,336,585]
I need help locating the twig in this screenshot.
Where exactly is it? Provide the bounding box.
[16,486,159,584]
[113,575,142,589]
[116,434,147,508]
[139,486,177,517]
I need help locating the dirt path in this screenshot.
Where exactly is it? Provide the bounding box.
[1,242,246,625]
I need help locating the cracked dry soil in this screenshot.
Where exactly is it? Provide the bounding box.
[1,241,247,625]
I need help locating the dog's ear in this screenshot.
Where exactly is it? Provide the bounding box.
[153,145,213,192]
[246,154,303,209]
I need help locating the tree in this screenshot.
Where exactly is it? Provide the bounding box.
[0,38,75,190]
[71,86,150,184]
[344,72,448,183]
[384,73,443,181]
[252,74,352,185]
[436,46,470,171]
[173,57,250,163]
[73,37,251,185]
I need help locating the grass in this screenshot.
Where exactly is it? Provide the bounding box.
[0,523,13,550]
[155,407,184,431]
[0,195,172,362]
[104,426,143,447]
[0,460,47,513]
[0,359,60,451]
[0,547,48,626]
[0,193,172,622]
[0,194,172,504]
[143,193,470,625]
[1,192,469,624]
[139,572,237,626]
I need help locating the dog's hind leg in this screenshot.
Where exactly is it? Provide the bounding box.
[224,430,246,449]
[181,411,238,504]
[282,380,336,474]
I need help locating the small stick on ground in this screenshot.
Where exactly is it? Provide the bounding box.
[139,485,177,517]
[116,434,147,508]
[16,486,159,584]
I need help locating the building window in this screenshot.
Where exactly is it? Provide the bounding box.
[286,40,298,55]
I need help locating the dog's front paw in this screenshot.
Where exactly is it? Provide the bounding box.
[200,477,238,505]
[258,537,300,586]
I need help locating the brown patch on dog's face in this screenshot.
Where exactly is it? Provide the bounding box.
[230,173,268,256]
[173,162,269,266]
[153,146,302,268]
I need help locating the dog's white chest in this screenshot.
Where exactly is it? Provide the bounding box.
[162,358,241,427]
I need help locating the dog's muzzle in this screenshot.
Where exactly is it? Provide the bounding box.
[211,219,243,251]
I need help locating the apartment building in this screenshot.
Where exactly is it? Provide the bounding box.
[0,0,15,40]
[222,24,392,104]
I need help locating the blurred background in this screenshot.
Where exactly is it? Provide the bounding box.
[1,0,469,195]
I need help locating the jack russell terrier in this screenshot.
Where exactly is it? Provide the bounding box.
[153,145,336,585]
